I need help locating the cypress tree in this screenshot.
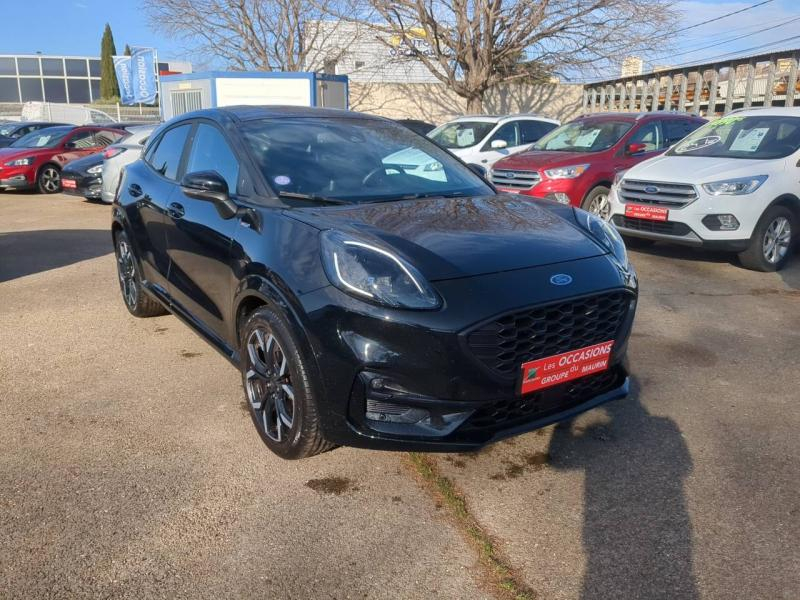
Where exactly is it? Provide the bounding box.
[124,44,132,56]
[100,23,120,100]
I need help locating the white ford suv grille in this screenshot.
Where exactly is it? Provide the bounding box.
[618,179,697,207]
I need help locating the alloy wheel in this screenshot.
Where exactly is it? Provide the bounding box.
[762,216,791,264]
[245,328,295,443]
[588,193,611,220]
[41,167,60,193]
[116,239,138,308]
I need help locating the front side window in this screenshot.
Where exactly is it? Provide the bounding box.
[628,121,662,152]
[185,124,240,194]
[66,130,97,149]
[671,115,800,159]
[241,117,492,203]
[146,124,191,180]
[520,120,558,144]
[533,120,634,152]
[483,122,520,150]
[428,121,497,149]
[11,126,73,148]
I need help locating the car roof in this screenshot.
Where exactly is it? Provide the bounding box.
[176,105,376,124]
[727,107,800,118]
[447,114,560,125]
[575,111,704,122]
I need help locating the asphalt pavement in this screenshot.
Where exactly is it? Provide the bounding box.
[1,192,798,599]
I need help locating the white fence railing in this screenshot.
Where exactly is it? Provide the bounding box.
[0,102,161,124]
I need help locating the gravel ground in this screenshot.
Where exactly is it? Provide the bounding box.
[1,192,798,599]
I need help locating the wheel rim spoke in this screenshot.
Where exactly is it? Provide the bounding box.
[763,217,791,263]
[245,327,295,443]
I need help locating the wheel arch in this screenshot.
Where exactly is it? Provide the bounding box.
[36,161,61,179]
[768,193,800,225]
[582,181,613,203]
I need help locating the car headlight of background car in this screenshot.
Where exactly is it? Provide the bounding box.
[87,165,103,175]
[575,209,629,269]
[544,164,590,179]
[702,175,768,196]
[4,157,34,167]
[320,230,441,309]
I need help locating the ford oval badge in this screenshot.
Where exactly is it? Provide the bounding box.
[550,273,573,286]
[643,185,660,194]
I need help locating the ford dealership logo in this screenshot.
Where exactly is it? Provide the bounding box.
[643,185,660,194]
[550,274,573,286]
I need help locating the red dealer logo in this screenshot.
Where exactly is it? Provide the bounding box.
[520,340,615,394]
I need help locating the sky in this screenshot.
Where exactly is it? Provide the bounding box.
[1,0,799,74]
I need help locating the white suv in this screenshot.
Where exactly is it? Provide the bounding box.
[608,108,800,271]
[428,114,560,168]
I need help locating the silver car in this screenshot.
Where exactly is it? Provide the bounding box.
[101,125,157,203]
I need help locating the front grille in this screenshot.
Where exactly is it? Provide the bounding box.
[612,215,692,236]
[466,292,631,378]
[462,366,625,432]
[619,179,697,207]
[491,169,541,190]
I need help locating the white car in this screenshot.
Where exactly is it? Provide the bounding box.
[101,125,157,203]
[428,114,560,168]
[608,108,800,271]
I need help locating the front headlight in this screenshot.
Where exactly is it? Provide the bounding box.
[702,175,767,196]
[320,230,441,309]
[575,209,628,268]
[544,164,590,179]
[87,164,103,175]
[4,157,34,167]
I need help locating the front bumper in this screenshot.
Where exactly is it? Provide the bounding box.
[0,166,35,190]
[297,256,637,451]
[62,174,102,199]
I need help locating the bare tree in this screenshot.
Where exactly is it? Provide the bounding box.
[341,0,677,112]
[144,0,347,71]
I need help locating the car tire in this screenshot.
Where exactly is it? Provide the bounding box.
[581,186,612,220]
[738,205,795,272]
[114,230,167,317]
[240,306,334,460]
[37,165,62,194]
[622,235,655,249]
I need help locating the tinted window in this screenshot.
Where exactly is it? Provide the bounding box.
[67,130,97,149]
[533,120,634,152]
[67,79,91,104]
[88,60,101,77]
[429,121,496,149]
[671,115,800,159]
[65,59,88,77]
[520,120,558,144]
[241,117,492,203]
[146,124,191,180]
[0,80,20,102]
[43,78,67,103]
[41,58,64,77]
[0,58,16,76]
[89,80,100,102]
[94,129,125,147]
[664,119,702,146]
[19,78,43,102]
[17,58,40,76]
[185,124,240,194]
[628,121,662,152]
[485,122,520,149]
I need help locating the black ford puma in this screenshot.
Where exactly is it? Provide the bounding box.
[112,106,637,459]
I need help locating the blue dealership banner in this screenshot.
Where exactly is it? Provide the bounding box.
[130,47,158,105]
[113,56,135,105]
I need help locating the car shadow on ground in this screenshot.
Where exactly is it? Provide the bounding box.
[629,241,738,266]
[0,229,112,283]
[547,378,698,600]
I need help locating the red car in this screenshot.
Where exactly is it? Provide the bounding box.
[490,112,706,218]
[0,125,126,194]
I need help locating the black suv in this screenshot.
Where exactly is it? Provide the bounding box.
[112,106,638,459]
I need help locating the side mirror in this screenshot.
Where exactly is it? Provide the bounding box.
[63,141,76,150]
[467,163,487,178]
[625,142,648,155]
[490,139,508,150]
[180,170,238,219]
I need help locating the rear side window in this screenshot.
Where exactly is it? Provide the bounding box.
[184,123,240,194]
[664,119,702,146]
[94,129,125,147]
[520,120,558,144]
[145,124,191,180]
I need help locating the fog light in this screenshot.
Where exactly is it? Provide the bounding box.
[545,192,571,205]
[702,214,740,231]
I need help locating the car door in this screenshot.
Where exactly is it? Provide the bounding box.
[476,121,534,167]
[163,121,241,345]
[128,122,193,293]
[617,120,665,171]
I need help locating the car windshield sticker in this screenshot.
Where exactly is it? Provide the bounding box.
[573,128,601,148]
[274,175,291,186]
[729,127,769,153]
[675,135,721,154]
[456,128,476,146]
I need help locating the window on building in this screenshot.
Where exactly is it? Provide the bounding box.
[0,58,16,76]
[88,60,101,77]
[0,80,20,102]
[90,79,100,102]
[17,57,40,76]
[65,59,88,77]
[41,58,64,77]
[43,78,68,103]
[19,78,43,101]
[67,79,91,104]
[355,61,366,69]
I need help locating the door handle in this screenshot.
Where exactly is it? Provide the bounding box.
[128,183,143,198]
[168,202,185,219]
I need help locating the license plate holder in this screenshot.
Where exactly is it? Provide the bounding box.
[520,341,614,395]
[625,204,668,221]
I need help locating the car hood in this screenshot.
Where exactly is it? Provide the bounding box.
[623,154,779,183]
[494,150,599,170]
[288,195,605,281]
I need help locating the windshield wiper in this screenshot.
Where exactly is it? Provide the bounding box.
[277,191,351,205]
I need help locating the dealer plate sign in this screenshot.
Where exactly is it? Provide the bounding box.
[520,340,614,394]
[625,204,668,221]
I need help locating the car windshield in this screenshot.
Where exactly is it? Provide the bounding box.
[533,120,634,152]
[0,123,20,136]
[670,115,800,159]
[428,121,497,149]
[240,117,493,203]
[10,126,73,148]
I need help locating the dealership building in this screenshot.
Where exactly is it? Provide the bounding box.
[0,54,191,104]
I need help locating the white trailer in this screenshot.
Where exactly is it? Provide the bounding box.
[159,71,349,120]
